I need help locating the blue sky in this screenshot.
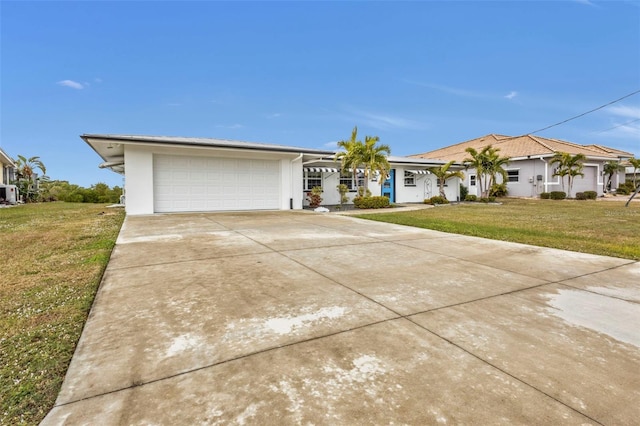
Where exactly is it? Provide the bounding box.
[2,1,639,188]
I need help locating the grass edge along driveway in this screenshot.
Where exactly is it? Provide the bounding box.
[356,198,640,261]
[0,203,125,426]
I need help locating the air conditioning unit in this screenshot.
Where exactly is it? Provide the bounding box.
[0,184,19,204]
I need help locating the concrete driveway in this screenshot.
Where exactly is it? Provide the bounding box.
[43,211,640,425]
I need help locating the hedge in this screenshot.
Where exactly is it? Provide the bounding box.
[353,196,390,209]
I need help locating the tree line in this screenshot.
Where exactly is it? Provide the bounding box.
[11,155,122,204]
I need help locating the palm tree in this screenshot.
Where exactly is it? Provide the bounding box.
[463,145,509,198]
[602,160,623,193]
[335,127,389,193]
[628,157,640,188]
[428,161,465,200]
[361,135,391,191]
[14,155,47,202]
[550,152,585,198]
[335,126,363,190]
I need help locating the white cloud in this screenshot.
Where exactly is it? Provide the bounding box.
[323,141,338,150]
[573,0,596,6]
[57,80,85,90]
[266,113,282,119]
[504,91,518,100]
[215,124,243,129]
[94,77,103,83]
[608,105,640,119]
[404,80,485,98]
[343,106,425,131]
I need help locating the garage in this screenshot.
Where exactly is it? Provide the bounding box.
[153,154,281,213]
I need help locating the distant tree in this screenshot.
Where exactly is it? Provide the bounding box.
[428,161,465,200]
[550,152,586,198]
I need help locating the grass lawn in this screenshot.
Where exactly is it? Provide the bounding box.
[357,198,640,260]
[0,203,124,425]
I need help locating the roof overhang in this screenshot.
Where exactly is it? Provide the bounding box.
[0,147,15,168]
[81,134,336,175]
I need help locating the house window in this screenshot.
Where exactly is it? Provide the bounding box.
[404,171,415,186]
[507,170,519,183]
[470,175,476,186]
[304,171,322,190]
[340,171,364,191]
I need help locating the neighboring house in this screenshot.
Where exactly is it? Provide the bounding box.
[83,134,460,215]
[410,134,633,197]
[0,147,16,185]
[0,147,19,204]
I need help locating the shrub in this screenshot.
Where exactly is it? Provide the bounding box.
[489,183,508,197]
[306,186,323,208]
[336,184,349,205]
[616,186,630,195]
[425,196,449,205]
[479,197,496,203]
[353,195,390,209]
[460,184,468,201]
[357,187,372,198]
[549,191,566,200]
[464,194,477,202]
[540,192,550,199]
[575,192,587,200]
[583,191,597,200]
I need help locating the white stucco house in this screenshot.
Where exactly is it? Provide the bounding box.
[0,147,19,204]
[410,134,634,198]
[83,134,459,215]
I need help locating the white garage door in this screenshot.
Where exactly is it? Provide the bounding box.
[153,155,281,212]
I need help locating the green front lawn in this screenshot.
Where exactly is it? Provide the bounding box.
[0,203,124,425]
[356,198,640,260]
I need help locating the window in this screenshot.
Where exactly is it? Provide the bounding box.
[469,175,476,186]
[304,171,322,190]
[404,171,415,186]
[340,171,364,191]
[507,170,519,183]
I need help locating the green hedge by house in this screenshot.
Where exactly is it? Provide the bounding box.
[549,191,566,200]
[424,196,449,205]
[353,196,390,209]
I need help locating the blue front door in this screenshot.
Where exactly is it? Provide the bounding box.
[382,169,395,202]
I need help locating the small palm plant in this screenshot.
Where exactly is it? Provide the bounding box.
[428,161,465,200]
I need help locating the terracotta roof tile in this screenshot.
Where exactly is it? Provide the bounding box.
[410,134,628,162]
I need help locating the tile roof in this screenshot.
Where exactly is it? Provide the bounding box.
[409,134,633,162]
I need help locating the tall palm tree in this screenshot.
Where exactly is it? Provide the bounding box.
[335,126,363,189]
[602,160,623,193]
[628,157,640,188]
[463,145,509,198]
[14,155,47,201]
[428,161,465,200]
[361,135,391,191]
[335,127,389,193]
[550,152,585,198]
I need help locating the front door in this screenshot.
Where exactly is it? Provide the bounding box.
[382,169,395,202]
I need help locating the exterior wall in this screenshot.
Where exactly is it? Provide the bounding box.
[464,158,612,198]
[302,166,460,205]
[124,146,155,215]
[124,144,301,215]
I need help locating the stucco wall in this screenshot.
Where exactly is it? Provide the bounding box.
[124,144,303,215]
[464,158,616,198]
